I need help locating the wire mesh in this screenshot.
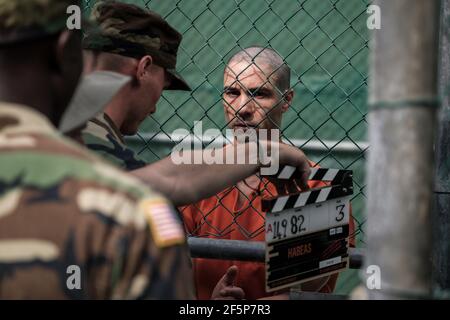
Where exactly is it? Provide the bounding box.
[83,0,369,294]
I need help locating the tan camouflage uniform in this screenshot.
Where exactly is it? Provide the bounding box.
[0,0,194,300]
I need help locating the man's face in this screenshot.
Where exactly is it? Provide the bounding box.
[123,63,169,135]
[222,61,289,133]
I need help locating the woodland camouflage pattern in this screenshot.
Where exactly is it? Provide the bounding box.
[0,103,194,299]
[84,0,181,68]
[82,112,147,170]
[0,0,78,44]
[83,0,190,91]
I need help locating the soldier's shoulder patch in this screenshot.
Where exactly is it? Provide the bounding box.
[139,198,186,248]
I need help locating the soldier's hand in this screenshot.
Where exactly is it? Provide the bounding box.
[270,177,304,196]
[211,265,245,300]
[261,143,310,193]
[278,144,311,190]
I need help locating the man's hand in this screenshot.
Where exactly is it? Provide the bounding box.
[266,143,311,194]
[134,141,311,206]
[211,266,245,300]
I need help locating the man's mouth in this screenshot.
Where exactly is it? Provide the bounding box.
[233,122,257,130]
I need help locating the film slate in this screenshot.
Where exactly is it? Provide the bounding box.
[261,166,353,293]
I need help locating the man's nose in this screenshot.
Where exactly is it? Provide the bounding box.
[236,94,254,119]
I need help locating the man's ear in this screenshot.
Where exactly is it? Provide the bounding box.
[52,30,83,74]
[52,30,72,73]
[51,30,83,125]
[136,55,153,81]
[281,89,294,113]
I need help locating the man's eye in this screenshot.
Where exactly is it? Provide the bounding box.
[224,90,239,97]
[250,90,266,98]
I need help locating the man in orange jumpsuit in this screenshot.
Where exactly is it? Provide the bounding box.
[181,46,356,300]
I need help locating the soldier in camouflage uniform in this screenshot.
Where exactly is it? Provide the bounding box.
[82,110,147,170]
[78,0,312,207]
[0,0,195,299]
[60,70,132,143]
[81,0,190,171]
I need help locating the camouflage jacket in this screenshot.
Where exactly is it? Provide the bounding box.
[82,112,147,171]
[0,102,194,300]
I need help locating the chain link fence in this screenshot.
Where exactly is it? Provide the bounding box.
[83,0,369,295]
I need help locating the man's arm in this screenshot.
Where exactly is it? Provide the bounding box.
[131,142,311,206]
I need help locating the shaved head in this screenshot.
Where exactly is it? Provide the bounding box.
[226,46,291,94]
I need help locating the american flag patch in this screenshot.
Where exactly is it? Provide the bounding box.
[140,199,186,248]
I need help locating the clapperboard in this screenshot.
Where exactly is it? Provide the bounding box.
[261,166,353,292]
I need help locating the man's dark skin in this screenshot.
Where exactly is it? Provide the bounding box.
[0,22,243,301]
[0,31,83,123]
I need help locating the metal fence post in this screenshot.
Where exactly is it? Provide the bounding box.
[366,0,440,299]
[432,0,450,297]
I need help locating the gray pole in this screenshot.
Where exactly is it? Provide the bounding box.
[366,0,440,299]
[187,237,364,269]
[432,0,450,296]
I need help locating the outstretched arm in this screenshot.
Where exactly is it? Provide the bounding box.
[131,142,311,206]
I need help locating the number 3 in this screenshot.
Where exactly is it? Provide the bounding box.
[335,204,345,222]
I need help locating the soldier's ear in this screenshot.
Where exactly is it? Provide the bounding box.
[136,55,153,80]
[54,31,77,70]
[281,89,294,113]
[51,30,83,121]
[51,30,83,82]
[50,31,69,74]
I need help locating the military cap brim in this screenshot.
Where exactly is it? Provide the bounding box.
[166,69,191,91]
[59,71,131,133]
[83,1,191,91]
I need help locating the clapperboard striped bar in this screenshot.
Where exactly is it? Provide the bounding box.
[261,166,353,213]
[266,165,352,184]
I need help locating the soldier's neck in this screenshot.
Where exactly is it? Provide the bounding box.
[0,71,58,126]
[103,93,130,135]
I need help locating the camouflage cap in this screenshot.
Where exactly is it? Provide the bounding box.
[59,71,131,133]
[83,0,190,91]
[0,0,79,45]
